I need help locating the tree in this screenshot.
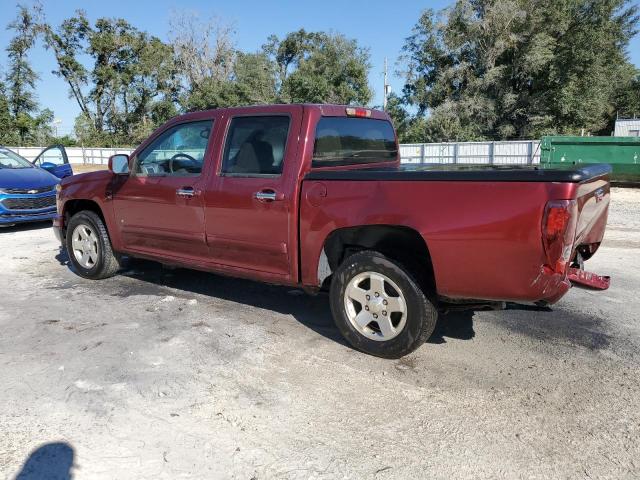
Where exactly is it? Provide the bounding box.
[42,11,178,146]
[385,92,426,143]
[266,29,372,105]
[184,27,371,110]
[399,0,640,141]
[169,12,236,94]
[5,4,41,142]
[615,69,640,119]
[0,78,18,145]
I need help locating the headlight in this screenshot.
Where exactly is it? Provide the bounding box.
[55,183,62,193]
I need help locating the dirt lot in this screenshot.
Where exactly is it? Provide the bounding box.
[1,188,639,479]
[70,163,108,174]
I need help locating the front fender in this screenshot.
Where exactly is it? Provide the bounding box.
[57,171,123,250]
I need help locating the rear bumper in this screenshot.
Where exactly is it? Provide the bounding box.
[567,267,610,290]
[529,265,610,305]
[524,265,572,305]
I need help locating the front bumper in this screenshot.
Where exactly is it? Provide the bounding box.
[0,211,57,226]
[0,190,57,226]
[53,214,64,244]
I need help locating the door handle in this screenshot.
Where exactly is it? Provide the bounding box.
[254,189,281,202]
[176,187,195,197]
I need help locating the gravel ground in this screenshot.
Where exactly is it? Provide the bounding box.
[0,188,639,479]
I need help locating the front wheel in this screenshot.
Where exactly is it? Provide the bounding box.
[65,210,121,280]
[330,251,438,359]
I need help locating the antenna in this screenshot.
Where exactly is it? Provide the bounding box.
[383,57,390,110]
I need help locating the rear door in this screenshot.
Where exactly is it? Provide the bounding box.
[203,106,303,282]
[33,145,73,178]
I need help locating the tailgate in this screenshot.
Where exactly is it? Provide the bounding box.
[573,175,610,259]
[541,166,611,292]
[568,170,611,290]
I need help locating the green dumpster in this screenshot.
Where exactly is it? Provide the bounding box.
[540,136,640,183]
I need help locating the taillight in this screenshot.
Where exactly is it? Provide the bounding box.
[542,200,578,274]
[345,107,372,118]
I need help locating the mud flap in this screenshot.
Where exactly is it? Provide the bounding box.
[567,267,611,290]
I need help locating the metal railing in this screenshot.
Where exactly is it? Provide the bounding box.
[399,141,540,165]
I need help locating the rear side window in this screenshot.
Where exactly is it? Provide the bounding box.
[221,116,291,176]
[312,117,398,168]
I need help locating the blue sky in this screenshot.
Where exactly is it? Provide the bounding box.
[0,0,639,136]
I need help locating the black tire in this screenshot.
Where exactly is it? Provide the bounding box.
[65,210,121,280]
[330,251,438,359]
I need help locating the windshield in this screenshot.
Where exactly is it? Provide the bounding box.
[0,148,33,169]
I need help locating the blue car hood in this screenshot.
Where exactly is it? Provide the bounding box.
[0,167,59,190]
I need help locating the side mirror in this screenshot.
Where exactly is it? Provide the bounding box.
[39,161,58,174]
[109,154,130,175]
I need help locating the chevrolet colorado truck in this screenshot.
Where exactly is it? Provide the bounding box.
[54,104,611,358]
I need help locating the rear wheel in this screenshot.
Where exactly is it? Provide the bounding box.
[330,251,438,358]
[66,211,121,279]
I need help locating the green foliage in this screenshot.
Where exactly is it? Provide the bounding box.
[397,0,640,142]
[267,30,372,105]
[615,70,640,118]
[4,4,49,144]
[185,29,372,111]
[185,52,277,111]
[42,11,179,146]
[49,134,77,147]
[0,79,19,145]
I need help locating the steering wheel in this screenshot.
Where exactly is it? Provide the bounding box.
[168,153,197,173]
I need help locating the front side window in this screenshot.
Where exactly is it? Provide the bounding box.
[135,120,213,177]
[221,116,290,176]
[312,117,398,167]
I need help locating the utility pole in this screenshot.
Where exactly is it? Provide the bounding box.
[383,57,390,111]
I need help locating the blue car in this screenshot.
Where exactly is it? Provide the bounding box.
[0,145,73,226]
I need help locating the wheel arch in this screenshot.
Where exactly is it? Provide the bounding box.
[317,225,437,294]
[63,199,106,227]
[60,199,110,242]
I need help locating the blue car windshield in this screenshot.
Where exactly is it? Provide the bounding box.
[0,148,33,169]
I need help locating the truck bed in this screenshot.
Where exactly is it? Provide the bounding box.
[300,163,611,304]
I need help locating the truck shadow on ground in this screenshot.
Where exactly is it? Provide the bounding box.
[108,258,481,347]
[14,442,74,480]
[54,254,612,352]
[0,221,51,234]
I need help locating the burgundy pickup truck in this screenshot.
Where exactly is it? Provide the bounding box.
[54,104,611,358]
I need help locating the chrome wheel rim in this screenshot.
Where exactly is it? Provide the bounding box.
[71,224,99,269]
[344,271,407,342]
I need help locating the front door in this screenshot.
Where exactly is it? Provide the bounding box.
[112,119,215,261]
[204,107,303,282]
[33,145,73,178]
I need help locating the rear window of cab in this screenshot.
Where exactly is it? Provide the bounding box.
[312,117,398,168]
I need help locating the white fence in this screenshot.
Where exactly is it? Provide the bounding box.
[9,140,541,166]
[400,141,541,165]
[8,146,133,165]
